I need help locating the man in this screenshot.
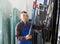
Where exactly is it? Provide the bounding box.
[16,11,42,44]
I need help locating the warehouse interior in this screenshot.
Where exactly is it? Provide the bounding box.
[0,0,60,44]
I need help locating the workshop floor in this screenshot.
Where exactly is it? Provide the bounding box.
[45,42,51,44]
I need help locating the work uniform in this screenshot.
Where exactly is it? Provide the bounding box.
[16,21,42,44]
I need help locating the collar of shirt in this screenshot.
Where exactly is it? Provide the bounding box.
[21,21,28,28]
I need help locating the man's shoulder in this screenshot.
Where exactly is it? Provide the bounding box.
[27,22,31,25]
[16,22,21,27]
[16,21,31,26]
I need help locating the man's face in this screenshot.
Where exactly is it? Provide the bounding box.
[21,13,28,21]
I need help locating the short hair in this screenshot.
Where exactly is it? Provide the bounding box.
[20,11,28,17]
[21,11,27,14]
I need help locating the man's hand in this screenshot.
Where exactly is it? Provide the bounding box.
[25,34,32,40]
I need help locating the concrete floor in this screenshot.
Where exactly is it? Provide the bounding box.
[45,42,51,44]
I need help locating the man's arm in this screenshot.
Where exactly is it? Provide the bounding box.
[15,23,26,40]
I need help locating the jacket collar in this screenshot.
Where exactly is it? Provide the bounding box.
[21,21,28,27]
